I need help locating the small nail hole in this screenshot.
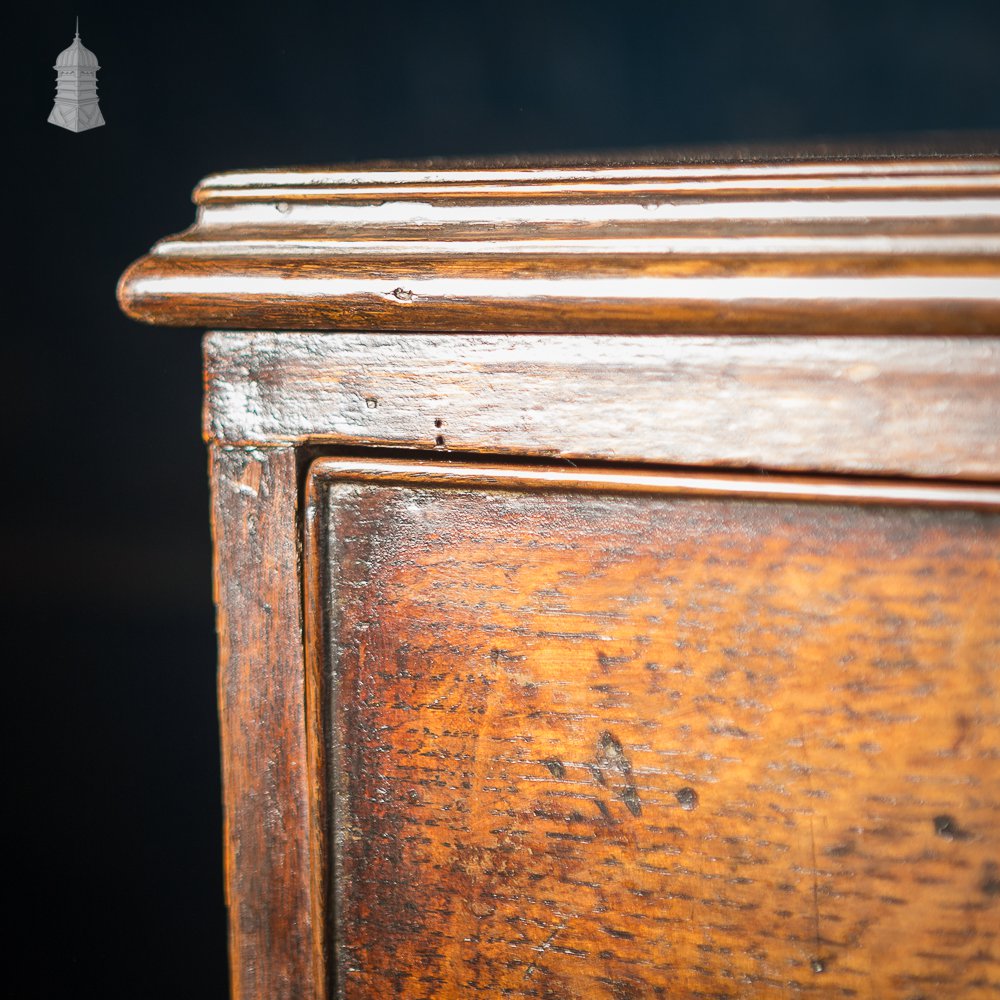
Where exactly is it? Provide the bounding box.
[675,787,699,811]
[434,418,443,428]
[365,397,378,409]
[435,435,445,447]
[933,814,970,840]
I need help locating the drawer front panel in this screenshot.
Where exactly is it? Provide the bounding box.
[307,461,1000,999]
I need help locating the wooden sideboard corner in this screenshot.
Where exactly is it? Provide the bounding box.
[121,142,1000,1000]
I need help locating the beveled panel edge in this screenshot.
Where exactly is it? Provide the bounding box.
[301,454,332,1000]
[118,150,1000,332]
[202,332,1000,481]
[306,457,1000,509]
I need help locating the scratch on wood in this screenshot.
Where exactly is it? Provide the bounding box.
[523,921,567,980]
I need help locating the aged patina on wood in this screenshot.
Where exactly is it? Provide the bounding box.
[118,152,1000,335]
[202,332,1000,480]
[307,460,1000,999]
[117,145,1000,1000]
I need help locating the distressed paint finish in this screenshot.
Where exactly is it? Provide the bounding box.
[203,332,1000,480]
[211,445,325,1000]
[308,461,1000,1000]
[117,154,1000,334]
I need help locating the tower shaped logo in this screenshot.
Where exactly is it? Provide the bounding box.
[48,19,105,132]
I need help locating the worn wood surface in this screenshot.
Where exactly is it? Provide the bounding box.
[211,446,325,1000]
[120,145,1000,999]
[307,459,1000,1000]
[118,154,1000,333]
[203,332,1000,481]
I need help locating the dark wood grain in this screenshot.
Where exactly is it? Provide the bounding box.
[118,155,1000,333]
[211,446,326,1000]
[203,332,1000,481]
[118,145,1000,999]
[307,458,1000,1000]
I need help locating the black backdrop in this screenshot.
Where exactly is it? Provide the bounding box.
[10,1,999,996]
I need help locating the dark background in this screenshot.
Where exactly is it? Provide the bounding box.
[10,1,999,995]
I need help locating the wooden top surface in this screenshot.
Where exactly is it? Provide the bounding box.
[118,139,1000,333]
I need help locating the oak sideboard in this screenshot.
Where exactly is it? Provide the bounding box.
[119,146,1000,1000]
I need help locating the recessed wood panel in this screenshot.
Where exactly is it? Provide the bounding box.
[309,461,1000,999]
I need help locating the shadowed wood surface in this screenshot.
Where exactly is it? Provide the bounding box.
[117,145,1000,999]
[118,153,1000,333]
[211,446,325,1000]
[308,460,1000,1000]
[203,332,1000,480]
